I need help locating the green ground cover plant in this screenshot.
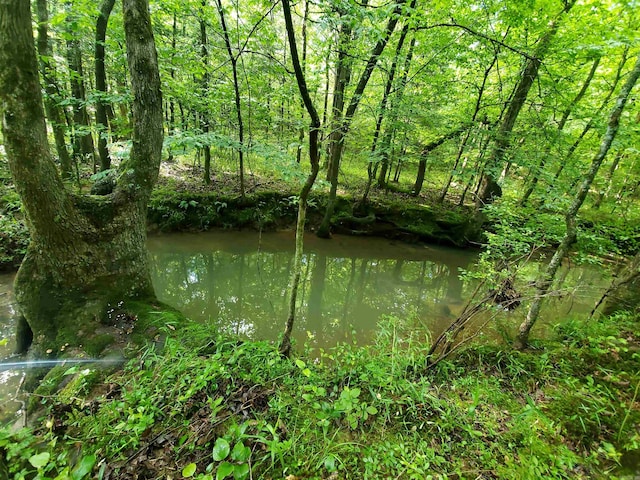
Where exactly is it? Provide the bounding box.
[2,310,638,479]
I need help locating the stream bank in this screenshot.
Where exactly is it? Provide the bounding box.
[0,187,481,274]
[146,189,483,247]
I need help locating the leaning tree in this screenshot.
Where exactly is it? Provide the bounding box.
[0,0,163,355]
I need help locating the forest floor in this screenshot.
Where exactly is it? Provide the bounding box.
[2,307,640,479]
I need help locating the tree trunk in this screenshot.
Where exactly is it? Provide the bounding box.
[476,3,573,207]
[413,125,468,196]
[66,5,97,170]
[279,0,321,357]
[295,0,309,165]
[36,0,73,179]
[95,0,116,171]
[377,35,416,189]
[319,54,331,170]
[514,52,640,350]
[324,20,352,182]
[361,25,410,206]
[167,11,177,162]
[200,0,212,184]
[317,0,407,238]
[439,49,499,203]
[520,55,600,205]
[216,0,244,197]
[0,0,164,355]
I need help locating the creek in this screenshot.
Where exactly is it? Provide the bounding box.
[1,230,608,424]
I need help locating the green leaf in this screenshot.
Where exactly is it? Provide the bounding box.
[295,359,305,369]
[231,442,251,463]
[324,455,337,472]
[54,467,72,480]
[233,463,249,480]
[29,452,50,469]
[212,438,231,461]
[302,368,311,377]
[366,405,378,415]
[71,454,96,479]
[182,462,197,477]
[216,461,234,480]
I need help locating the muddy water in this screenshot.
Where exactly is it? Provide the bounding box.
[147,231,607,349]
[1,231,608,424]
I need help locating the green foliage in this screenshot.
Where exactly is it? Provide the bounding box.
[0,164,28,270]
[0,427,97,480]
[7,310,638,478]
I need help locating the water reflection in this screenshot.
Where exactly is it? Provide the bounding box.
[150,231,516,349]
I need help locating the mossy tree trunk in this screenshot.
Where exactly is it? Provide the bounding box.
[0,0,163,355]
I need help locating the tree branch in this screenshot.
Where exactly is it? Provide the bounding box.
[415,22,535,60]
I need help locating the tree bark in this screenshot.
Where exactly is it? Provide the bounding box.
[95,0,116,171]
[514,52,640,350]
[0,0,163,354]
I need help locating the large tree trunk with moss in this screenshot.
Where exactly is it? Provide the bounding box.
[0,0,163,356]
